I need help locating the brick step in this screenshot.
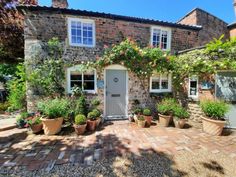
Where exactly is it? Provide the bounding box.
[0,128,28,143]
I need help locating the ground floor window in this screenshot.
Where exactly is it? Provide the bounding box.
[67,66,97,93]
[189,75,198,99]
[150,73,172,93]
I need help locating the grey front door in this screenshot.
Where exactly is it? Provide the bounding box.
[105,70,127,117]
[216,72,236,128]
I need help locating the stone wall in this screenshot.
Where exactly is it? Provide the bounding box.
[188,103,203,122]
[179,8,229,46]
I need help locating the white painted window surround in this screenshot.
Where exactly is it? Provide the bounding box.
[188,75,198,100]
[68,18,96,47]
[151,26,171,51]
[150,73,172,93]
[67,66,97,94]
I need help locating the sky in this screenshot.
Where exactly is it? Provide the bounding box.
[38,0,235,24]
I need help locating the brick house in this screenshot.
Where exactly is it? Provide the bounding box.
[18,0,234,119]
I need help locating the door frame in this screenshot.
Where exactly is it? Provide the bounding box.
[104,65,128,118]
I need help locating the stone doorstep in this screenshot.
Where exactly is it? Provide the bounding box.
[0,125,17,132]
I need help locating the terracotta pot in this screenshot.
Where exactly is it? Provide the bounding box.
[174,119,186,129]
[30,123,43,134]
[158,114,171,127]
[137,120,146,128]
[128,115,134,122]
[144,116,152,127]
[202,117,226,136]
[87,119,97,131]
[134,114,139,124]
[96,117,102,127]
[73,123,87,135]
[41,117,63,135]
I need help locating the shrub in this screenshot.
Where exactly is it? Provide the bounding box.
[137,115,145,121]
[143,108,151,116]
[134,108,142,115]
[74,114,87,125]
[91,98,100,107]
[37,98,70,119]
[27,116,42,126]
[75,95,87,116]
[200,100,229,120]
[87,111,97,120]
[92,109,101,117]
[0,102,10,111]
[157,98,178,115]
[173,105,189,120]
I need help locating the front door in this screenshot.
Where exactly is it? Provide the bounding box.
[105,69,127,118]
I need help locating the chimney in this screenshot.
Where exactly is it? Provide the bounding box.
[52,0,68,8]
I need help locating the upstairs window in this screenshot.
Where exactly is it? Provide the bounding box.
[150,73,172,93]
[151,27,171,50]
[68,18,95,47]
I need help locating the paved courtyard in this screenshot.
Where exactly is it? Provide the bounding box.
[0,120,236,176]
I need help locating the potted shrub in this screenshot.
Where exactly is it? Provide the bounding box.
[27,116,43,133]
[73,114,87,135]
[16,112,30,128]
[37,98,69,135]
[173,105,190,129]
[92,109,102,127]
[200,100,229,136]
[137,115,146,128]
[143,108,152,127]
[157,98,177,127]
[87,111,97,131]
[133,108,142,123]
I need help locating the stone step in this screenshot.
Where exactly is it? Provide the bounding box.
[0,117,17,132]
[0,128,28,143]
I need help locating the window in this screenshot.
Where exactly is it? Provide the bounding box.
[68,18,95,47]
[189,76,198,99]
[151,27,171,50]
[67,66,97,93]
[150,73,172,93]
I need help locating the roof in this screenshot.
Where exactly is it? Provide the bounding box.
[228,22,236,29]
[17,5,202,31]
[177,7,228,25]
[177,45,206,54]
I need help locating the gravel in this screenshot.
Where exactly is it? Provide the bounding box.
[1,149,236,177]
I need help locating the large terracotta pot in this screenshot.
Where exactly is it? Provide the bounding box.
[202,117,226,136]
[87,120,97,131]
[30,124,43,134]
[134,114,138,124]
[144,116,152,127]
[158,114,171,127]
[137,120,146,128]
[174,119,186,129]
[41,117,63,135]
[96,117,102,127]
[73,123,87,135]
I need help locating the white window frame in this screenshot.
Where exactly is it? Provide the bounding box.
[188,75,199,100]
[149,73,172,93]
[150,26,172,51]
[67,66,97,94]
[68,18,96,47]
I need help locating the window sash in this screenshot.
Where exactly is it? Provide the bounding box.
[150,74,171,93]
[151,27,170,50]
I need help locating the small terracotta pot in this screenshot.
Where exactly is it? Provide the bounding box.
[87,119,97,131]
[41,117,63,135]
[202,117,226,136]
[137,120,146,128]
[73,123,87,135]
[129,115,134,122]
[96,117,102,127]
[174,119,186,129]
[144,116,152,127]
[30,123,43,134]
[158,114,171,127]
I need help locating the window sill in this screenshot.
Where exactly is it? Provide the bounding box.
[69,43,95,48]
[150,90,172,93]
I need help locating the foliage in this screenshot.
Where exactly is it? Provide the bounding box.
[91,98,100,107]
[157,98,178,115]
[133,108,142,115]
[0,102,10,111]
[143,108,151,116]
[137,115,145,121]
[200,100,229,120]
[16,111,29,128]
[37,98,70,119]
[0,64,17,82]
[27,38,65,96]
[91,108,101,117]
[75,95,87,116]
[74,114,87,125]
[87,111,97,120]
[7,63,26,110]
[173,105,189,120]
[27,116,42,126]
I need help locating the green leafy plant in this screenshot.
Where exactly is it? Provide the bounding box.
[74,114,87,125]
[27,116,42,126]
[87,111,97,121]
[200,100,229,120]
[137,115,145,121]
[91,98,100,107]
[157,98,178,116]
[75,95,87,116]
[91,109,101,117]
[0,102,10,111]
[143,108,151,116]
[37,98,70,119]
[134,108,142,115]
[173,105,190,120]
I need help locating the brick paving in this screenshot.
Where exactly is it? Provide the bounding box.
[0,120,236,172]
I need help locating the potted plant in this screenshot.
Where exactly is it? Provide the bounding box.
[133,108,142,123]
[137,115,146,128]
[200,100,229,136]
[73,114,87,135]
[157,98,177,127]
[173,105,190,129]
[143,108,152,127]
[92,109,102,127]
[27,116,43,133]
[16,112,30,128]
[37,98,69,135]
[87,111,97,131]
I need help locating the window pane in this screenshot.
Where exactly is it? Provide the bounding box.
[71,81,82,88]
[152,76,160,89]
[76,37,81,44]
[152,29,160,47]
[161,30,168,49]
[72,29,76,35]
[84,81,94,90]
[88,38,93,45]
[72,36,76,43]
[71,72,82,80]
[190,81,197,95]
[88,31,93,38]
[84,74,94,80]
[161,74,168,89]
